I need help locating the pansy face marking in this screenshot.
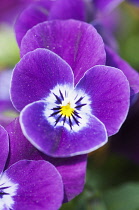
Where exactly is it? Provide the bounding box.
[0,174,18,209]
[44,84,92,132]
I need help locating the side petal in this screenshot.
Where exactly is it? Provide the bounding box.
[6,118,87,202]
[4,160,64,210]
[76,65,130,136]
[11,48,74,111]
[20,101,107,157]
[0,125,9,174]
[20,19,106,84]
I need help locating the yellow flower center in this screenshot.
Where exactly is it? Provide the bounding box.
[60,103,74,117]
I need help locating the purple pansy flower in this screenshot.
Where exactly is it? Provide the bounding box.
[6,117,87,202]
[0,125,64,210]
[11,48,130,157]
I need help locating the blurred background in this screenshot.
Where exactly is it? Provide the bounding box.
[0,1,139,209]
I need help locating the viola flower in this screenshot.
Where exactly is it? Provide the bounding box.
[11,48,130,157]
[0,125,64,210]
[6,117,87,203]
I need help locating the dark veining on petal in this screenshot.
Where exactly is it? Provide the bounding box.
[53,93,62,104]
[59,89,64,100]
[55,114,62,126]
[75,96,84,104]
[69,117,72,130]
[75,103,86,109]
[50,89,88,130]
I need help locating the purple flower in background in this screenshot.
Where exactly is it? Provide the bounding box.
[0,0,34,24]
[11,47,130,157]
[6,117,87,203]
[15,0,93,46]
[0,125,64,210]
[93,0,139,14]
[105,46,139,97]
[93,0,123,14]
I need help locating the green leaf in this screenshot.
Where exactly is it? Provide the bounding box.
[0,24,19,69]
[103,182,139,210]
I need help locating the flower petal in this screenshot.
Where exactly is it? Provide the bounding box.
[6,118,87,202]
[20,19,106,84]
[15,0,54,46]
[48,0,87,21]
[11,48,74,111]
[0,125,9,174]
[4,160,64,210]
[20,100,107,157]
[76,65,130,136]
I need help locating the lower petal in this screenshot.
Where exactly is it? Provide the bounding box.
[4,160,64,210]
[20,101,108,157]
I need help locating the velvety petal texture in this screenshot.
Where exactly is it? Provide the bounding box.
[11,48,74,111]
[0,125,9,174]
[20,19,106,84]
[106,46,139,96]
[20,100,107,157]
[4,160,64,210]
[76,65,130,136]
[6,118,87,202]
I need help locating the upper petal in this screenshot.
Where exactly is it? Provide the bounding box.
[15,0,54,46]
[20,19,106,84]
[11,48,74,111]
[76,65,130,136]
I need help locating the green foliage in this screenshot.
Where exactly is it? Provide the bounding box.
[0,24,19,69]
